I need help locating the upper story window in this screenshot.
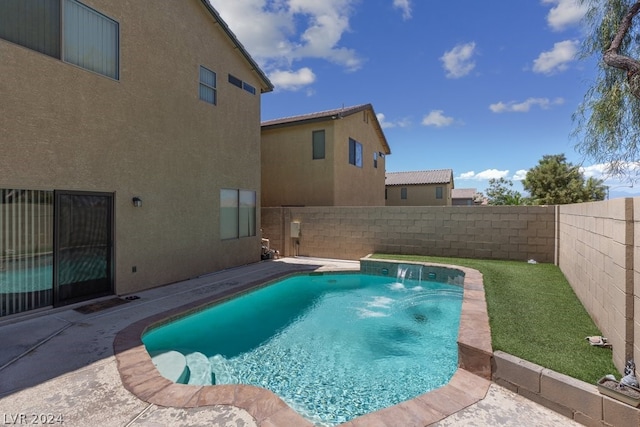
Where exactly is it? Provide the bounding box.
[228,74,242,88]
[348,138,363,168]
[199,66,217,105]
[436,186,443,199]
[242,82,256,95]
[401,187,408,199]
[312,130,325,160]
[0,0,119,80]
[373,152,378,168]
[229,74,256,95]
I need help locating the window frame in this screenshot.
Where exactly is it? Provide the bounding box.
[0,0,120,80]
[436,186,444,199]
[63,0,119,80]
[199,66,217,106]
[349,138,363,168]
[229,73,257,95]
[312,130,325,160]
[401,187,408,200]
[220,189,257,240]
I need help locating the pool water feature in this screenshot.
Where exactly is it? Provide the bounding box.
[143,272,463,426]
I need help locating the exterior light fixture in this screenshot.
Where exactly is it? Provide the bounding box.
[132,197,142,207]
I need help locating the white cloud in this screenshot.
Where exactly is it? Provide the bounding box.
[533,40,579,74]
[440,42,477,79]
[376,113,411,129]
[542,0,588,31]
[459,171,477,179]
[580,162,640,181]
[513,169,528,181]
[268,67,316,91]
[208,0,363,90]
[393,0,412,20]
[580,163,609,179]
[489,97,564,113]
[457,169,510,180]
[421,110,454,127]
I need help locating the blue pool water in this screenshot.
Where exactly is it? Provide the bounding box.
[143,273,463,426]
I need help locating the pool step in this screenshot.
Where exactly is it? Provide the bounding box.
[185,352,214,385]
[210,354,235,384]
[150,350,189,384]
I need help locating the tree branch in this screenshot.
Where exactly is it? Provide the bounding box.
[604,1,640,97]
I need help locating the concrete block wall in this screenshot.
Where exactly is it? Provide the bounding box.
[493,351,640,427]
[261,206,556,263]
[558,199,636,372]
[635,199,640,377]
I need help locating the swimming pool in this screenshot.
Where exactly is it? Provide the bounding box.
[142,270,463,425]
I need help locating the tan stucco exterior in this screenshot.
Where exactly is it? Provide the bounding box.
[0,1,271,295]
[385,183,454,206]
[261,105,390,207]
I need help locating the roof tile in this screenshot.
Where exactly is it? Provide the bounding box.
[385,170,453,186]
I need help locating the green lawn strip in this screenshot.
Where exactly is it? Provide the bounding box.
[370,254,618,384]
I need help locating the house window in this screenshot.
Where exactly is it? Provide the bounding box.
[220,189,256,240]
[63,0,119,79]
[312,130,325,160]
[373,152,378,168]
[199,66,217,105]
[239,190,256,238]
[348,138,362,168]
[436,186,443,199]
[228,74,242,88]
[243,82,256,95]
[229,74,256,95]
[0,0,119,80]
[401,187,407,199]
[0,0,61,58]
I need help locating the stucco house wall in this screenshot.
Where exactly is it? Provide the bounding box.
[386,183,453,206]
[261,105,390,207]
[0,0,272,297]
[385,170,454,207]
[261,122,336,206]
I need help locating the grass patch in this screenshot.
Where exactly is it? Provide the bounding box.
[371,254,618,384]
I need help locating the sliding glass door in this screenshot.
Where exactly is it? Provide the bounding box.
[54,191,113,306]
[0,190,54,316]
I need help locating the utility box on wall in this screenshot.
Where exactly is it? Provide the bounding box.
[290,221,301,238]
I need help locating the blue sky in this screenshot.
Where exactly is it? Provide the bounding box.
[209,0,638,199]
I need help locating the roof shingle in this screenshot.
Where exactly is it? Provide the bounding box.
[385,169,453,186]
[452,188,477,199]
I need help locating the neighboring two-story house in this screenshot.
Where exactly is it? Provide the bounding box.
[261,104,391,207]
[0,0,273,316]
[385,170,454,206]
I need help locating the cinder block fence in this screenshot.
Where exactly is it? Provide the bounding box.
[261,205,556,263]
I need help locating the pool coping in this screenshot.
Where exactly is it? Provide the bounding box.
[113,261,493,426]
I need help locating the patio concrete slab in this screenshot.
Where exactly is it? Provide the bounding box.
[0,257,580,426]
[433,382,580,426]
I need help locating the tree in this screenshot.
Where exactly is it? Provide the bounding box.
[584,176,608,200]
[573,1,640,178]
[485,178,528,205]
[522,154,607,204]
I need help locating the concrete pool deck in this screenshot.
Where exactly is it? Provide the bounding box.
[0,257,579,426]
